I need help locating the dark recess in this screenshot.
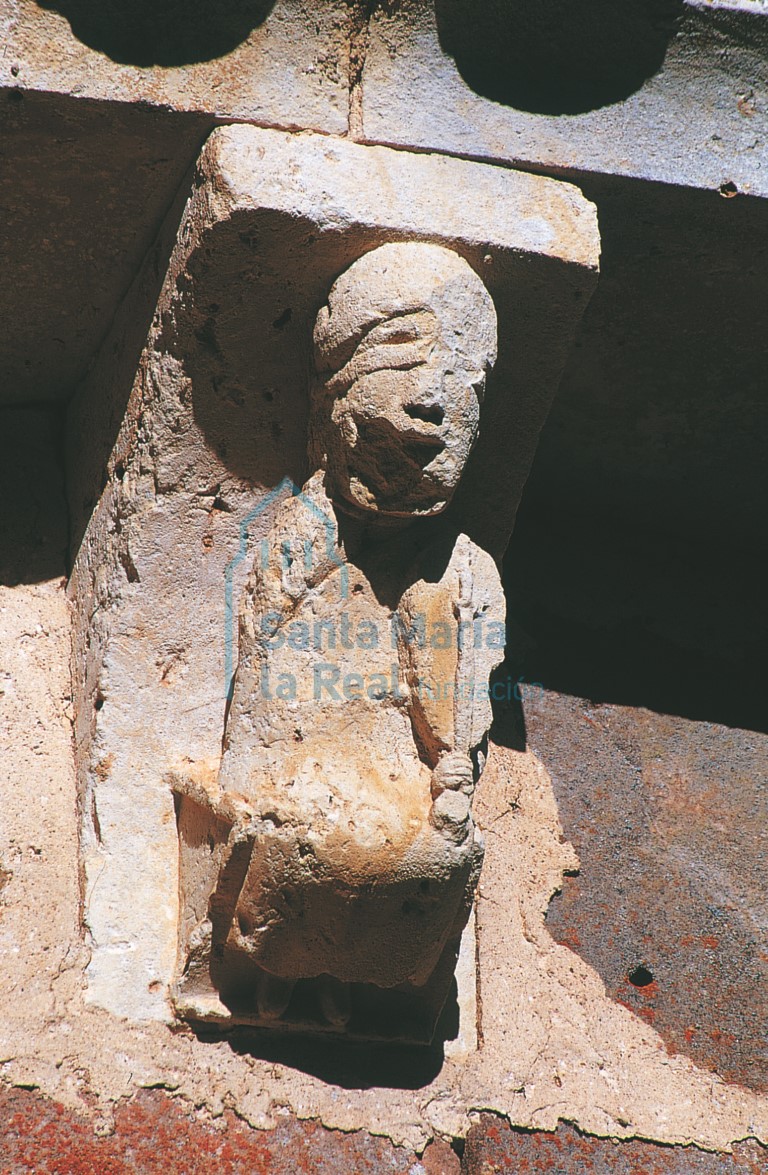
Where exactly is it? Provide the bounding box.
[35,0,275,67]
[0,407,68,586]
[436,0,684,114]
[503,504,768,735]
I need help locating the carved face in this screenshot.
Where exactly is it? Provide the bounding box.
[312,243,497,518]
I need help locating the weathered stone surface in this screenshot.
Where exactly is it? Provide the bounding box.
[464,1116,768,1173]
[1,2,767,1156]
[3,0,349,130]
[0,1088,453,1174]
[4,677,768,1153]
[67,125,598,1021]
[0,415,77,1102]
[0,540,84,1115]
[358,0,768,197]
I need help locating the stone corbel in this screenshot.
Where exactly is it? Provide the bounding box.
[66,127,599,1037]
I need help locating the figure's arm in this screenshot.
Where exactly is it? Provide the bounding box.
[397,534,506,840]
[222,474,341,761]
[237,473,341,646]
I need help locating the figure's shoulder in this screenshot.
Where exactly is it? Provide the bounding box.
[404,530,501,605]
[268,471,334,532]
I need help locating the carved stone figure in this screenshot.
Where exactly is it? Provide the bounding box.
[173,243,506,1040]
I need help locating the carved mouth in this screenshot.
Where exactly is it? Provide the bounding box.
[353,417,446,476]
[345,420,450,517]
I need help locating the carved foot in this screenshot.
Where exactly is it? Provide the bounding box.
[256,971,295,1020]
[318,976,351,1027]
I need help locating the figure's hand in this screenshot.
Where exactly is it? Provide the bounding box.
[430,788,472,844]
[429,751,475,843]
[431,750,475,798]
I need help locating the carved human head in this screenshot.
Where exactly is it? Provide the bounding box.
[311,242,497,519]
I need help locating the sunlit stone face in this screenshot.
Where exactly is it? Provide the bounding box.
[311,243,498,518]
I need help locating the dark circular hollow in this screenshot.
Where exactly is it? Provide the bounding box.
[35,0,276,67]
[436,0,684,115]
[628,964,655,988]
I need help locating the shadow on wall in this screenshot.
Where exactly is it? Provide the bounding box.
[489,171,768,1094]
[0,408,68,586]
[35,0,276,66]
[436,0,684,114]
[201,1012,454,1090]
[501,506,768,736]
[497,173,768,736]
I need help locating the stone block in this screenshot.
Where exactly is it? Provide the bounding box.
[3,0,349,132]
[0,1087,453,1174]
[525,691,768,1092]
[358,0,768,197]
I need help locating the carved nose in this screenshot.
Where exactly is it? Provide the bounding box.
[405,401,445,426]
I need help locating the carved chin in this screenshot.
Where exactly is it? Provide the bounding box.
[344,475,450,518]
[335,455,455,517]
[329,424,464,517]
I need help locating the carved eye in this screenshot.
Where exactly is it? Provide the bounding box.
[365,314,425,347]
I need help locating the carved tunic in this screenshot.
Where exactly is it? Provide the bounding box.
[216,472,504,987]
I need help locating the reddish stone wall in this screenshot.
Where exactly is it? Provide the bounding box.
[463,1116,768,1174]
[0,1088,458,1175]
[3,1091,767,1174]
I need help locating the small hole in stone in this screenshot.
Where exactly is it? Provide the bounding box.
[352,583,364,594]
[628,964,654,987]
[719,180,738,198]
[272,307,292,330]
[405,402,444,426]
[148,980,162,994]
[94,692,105,711]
